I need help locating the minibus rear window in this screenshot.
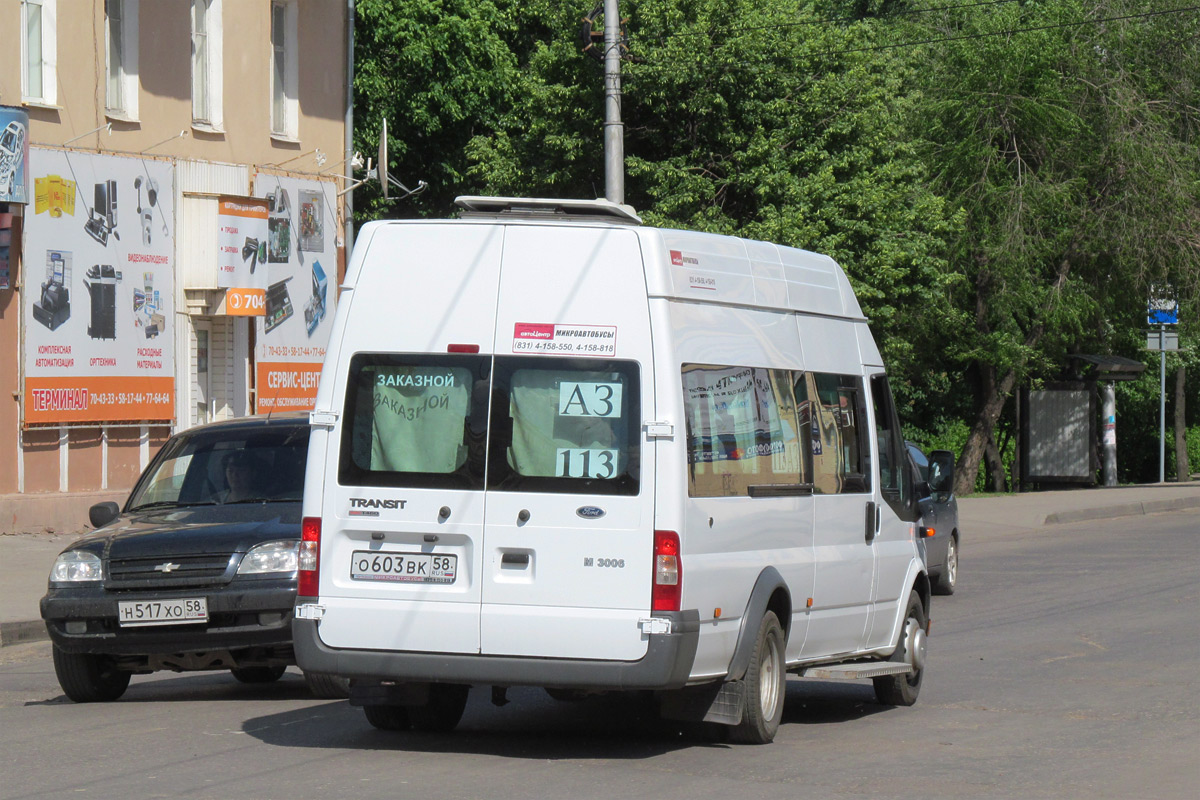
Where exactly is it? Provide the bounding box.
[339,354,489,489]
[487,357,640,496]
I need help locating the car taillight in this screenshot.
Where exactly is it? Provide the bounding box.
[652,529,681,612]
[298,516,321,597]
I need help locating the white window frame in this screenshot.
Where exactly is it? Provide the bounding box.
[105,0,139,121]
[270,0,299,140]
[191,0,224,131]
[21,0,57,106]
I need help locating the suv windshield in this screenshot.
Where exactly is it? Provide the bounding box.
[340,354,640,495]
[127,424,310,510]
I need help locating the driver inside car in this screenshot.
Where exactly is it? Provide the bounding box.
[218,450,270,503]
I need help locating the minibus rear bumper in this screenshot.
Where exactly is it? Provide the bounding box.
[292,610,700,690]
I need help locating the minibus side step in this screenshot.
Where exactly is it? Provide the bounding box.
[799,662,913,680]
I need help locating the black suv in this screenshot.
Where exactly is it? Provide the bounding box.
[40,414,345,702]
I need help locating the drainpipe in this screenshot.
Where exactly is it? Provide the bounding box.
[344,0,355,261]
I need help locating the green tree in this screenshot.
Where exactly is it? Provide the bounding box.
[903,0,1200,492]
[352,0,524,218]
[468,0,961,403]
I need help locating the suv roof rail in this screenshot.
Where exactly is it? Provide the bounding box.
[454,195,642,225]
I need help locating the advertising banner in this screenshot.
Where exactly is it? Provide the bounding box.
[0,105,30,204]
[251,175,338,413]
[23,148,175,424]
[216,196,269,316]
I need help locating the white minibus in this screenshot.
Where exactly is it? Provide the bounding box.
[294,196,942,743]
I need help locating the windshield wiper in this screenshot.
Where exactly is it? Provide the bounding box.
[129,499,218,512]
[221,497,294,505]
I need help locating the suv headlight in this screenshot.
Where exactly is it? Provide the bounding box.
[237,540,299,575]
[50,551,103,583]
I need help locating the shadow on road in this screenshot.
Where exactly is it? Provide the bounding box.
[237,679,896,758]
[25,669,328,705]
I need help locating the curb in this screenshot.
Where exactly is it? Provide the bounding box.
[1044,495,1200,525]
[0,620,47,648]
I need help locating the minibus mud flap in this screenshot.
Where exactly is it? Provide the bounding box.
[657,680,744,726]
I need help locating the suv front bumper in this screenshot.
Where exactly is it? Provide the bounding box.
[41,581,297,656]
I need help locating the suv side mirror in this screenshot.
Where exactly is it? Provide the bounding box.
[928,450,956,495]
[89,501,120,529]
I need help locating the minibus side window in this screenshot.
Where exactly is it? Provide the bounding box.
[870,373,916,520]
[338,354,488,489]
[682,365,807,498]
[487,357,640,496]
[808,372,871,494]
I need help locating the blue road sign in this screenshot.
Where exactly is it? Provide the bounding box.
[1148,291,1179,325]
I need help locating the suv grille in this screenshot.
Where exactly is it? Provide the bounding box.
[107,554,235,588]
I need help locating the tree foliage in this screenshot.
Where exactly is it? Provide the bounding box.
[353,0,524,216]
[901,0,1200,490]
[468,0,962,407]
[351,0,1200,488]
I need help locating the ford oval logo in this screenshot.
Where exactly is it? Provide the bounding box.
[576,506,606,520]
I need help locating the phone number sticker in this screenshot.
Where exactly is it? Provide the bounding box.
[92,392,172,406]
[512,324,617,357]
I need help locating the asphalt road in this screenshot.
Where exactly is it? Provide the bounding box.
[1,511,1196,800]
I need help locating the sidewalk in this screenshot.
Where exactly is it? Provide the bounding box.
[3,482,1199,647]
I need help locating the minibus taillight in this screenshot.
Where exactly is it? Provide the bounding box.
[298,516,321,597]
[447,343,480,353]
[652,530,681,612]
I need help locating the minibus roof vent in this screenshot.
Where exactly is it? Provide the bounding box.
[454,196,642,225]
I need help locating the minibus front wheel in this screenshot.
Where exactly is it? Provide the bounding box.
[873,591,927,706]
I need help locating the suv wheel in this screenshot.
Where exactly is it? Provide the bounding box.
[53,647,131,703]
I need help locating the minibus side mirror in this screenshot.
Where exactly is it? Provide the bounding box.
[89,501,120,529]
[928,451,955,497]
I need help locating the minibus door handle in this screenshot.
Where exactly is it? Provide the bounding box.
[865,501,880,543]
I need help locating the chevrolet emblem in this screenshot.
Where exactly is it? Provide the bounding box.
[154,562,181,573]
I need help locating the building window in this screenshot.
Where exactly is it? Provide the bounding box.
[270,0,298,139]
[105,0,139,120]
[191,0,223,129]
[22,0,57,105]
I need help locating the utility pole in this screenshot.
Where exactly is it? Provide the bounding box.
[1160,323,1166,483]
[1147,285,1180,484]
[603,0,624,205]
[1101,382,1117,486]
[344,0,355,258]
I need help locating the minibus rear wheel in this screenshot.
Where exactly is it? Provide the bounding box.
[409,683,470,733]
[364,704,411,731]
[304,671,351,698]
[230,665,286,684]
[729,611,786,744]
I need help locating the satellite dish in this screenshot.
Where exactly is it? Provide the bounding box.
[378,118,389,201]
